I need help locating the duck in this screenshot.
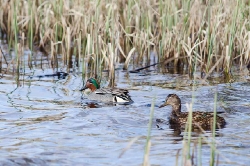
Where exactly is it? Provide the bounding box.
[158,94,226,130]
[80,78,133,103]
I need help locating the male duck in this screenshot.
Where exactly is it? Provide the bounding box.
[80,78,133,103]
[158,94,226,130]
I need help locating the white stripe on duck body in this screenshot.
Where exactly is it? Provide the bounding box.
[80,78,133,103]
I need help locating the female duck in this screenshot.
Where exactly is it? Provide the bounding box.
[159,94,226,130]
[80,78,133,103]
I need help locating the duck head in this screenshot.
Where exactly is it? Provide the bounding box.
[159,94,181,115]
[80,78,100,92]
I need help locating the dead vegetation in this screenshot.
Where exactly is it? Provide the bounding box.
[0,0,249,82]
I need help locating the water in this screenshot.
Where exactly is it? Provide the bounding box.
[1,51,250,165]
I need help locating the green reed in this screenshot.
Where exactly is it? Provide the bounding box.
[206,0,212,72]
[12,0,20,85]
[180,101,220,165]
[143,97,155,166]
[210,89,218,166]
[27,0,33,69]
[198,136,202,166]
[225,0,240,79]
[94,2,101,77]
[179,56,222,165]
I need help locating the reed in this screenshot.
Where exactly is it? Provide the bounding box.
[210,88,219,166]
[0,0,249,79]
[180,103,221,165]
[27,0,33,59]
[179,57,221,165]
[143,97,155,166]
[0,47,2,72]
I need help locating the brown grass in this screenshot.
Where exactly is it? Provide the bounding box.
[0,0,249,81]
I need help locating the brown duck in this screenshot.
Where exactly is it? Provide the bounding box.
[159,94,226,130]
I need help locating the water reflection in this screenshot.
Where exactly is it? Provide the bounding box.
[0,158,48,166]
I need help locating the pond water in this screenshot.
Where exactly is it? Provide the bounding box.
[1,47,250,165]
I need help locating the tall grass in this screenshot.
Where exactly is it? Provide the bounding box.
[27,0,33,69]
[143,97,155,166]
[0,0,249,81]
[210,90,218,166]
[180,100,221,166]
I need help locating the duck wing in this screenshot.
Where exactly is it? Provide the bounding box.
[94,88,129,95]
[94,88,132,102]
[173,112,215,126]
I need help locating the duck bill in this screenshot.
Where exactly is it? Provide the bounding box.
[159,102,168,108]
[79,86,87,91]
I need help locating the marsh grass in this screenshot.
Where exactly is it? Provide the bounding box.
[143,97,155,166]
[0,0,248,83]
[177,57,221,165]
[179,99,220,166]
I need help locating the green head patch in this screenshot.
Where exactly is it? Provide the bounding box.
[88,78,100,89]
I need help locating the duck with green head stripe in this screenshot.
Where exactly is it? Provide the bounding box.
[80,78,133,103]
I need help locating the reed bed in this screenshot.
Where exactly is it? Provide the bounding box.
[0,0,249,81]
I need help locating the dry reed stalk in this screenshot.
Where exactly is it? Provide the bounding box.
[247,31,250,63]
[124,47,136,70]
[0,46,2,72]
[108,43,115,88]
[0,0,248,76]
[66,27,71,69]
[118,136,141,158]
[16,42,24,86]
[50,40,55,69]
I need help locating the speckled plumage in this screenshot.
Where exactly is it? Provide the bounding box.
[159,94,226,130]
[80,78,133,103]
